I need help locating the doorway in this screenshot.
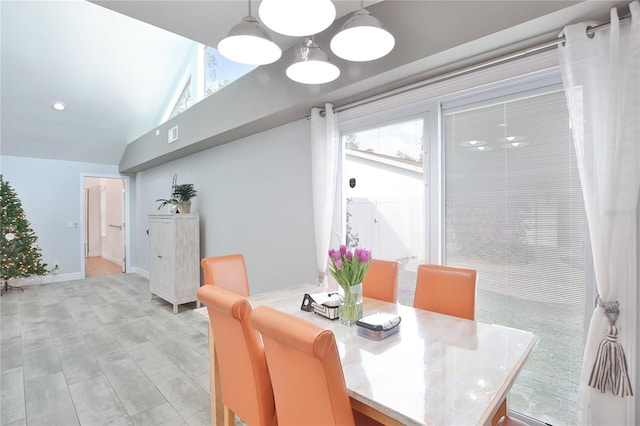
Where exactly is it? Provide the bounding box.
[342,118,426,305]
[83,176,126,277]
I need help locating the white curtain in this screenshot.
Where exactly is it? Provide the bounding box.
[310,104,340,286]
[559,2,639,424]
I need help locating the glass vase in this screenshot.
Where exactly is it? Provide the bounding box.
[339,283,363,326]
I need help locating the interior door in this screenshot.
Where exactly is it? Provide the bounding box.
[119,179,126,272]
[83,176,127,276]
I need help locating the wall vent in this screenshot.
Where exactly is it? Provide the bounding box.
[168,126,179,143]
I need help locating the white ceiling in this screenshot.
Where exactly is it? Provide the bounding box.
[0,0,377,165]
[1,0,628,168]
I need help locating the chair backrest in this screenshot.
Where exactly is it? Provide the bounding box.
[196,285,276,426]
[362,259,400,303]
[201,254,250,296]
[250,306,355,426]
[413,264,477,320]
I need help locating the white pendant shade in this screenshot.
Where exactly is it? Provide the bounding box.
[259,0,336,36]
[217,15,282,65]
[330,8,395,62]
[286,60,340,84]
[286,38,340,84]
[218,1,396,83]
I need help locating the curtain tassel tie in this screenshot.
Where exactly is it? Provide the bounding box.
[588,296,634,397]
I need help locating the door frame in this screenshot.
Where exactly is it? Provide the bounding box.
[80,173,131,278]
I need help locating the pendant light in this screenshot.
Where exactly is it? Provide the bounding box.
[286,37,340,85]
[259,0,336,37]
[330,1,395,62]
[217,0,282,65]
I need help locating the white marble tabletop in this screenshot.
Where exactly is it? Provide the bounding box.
[197,283,537,426]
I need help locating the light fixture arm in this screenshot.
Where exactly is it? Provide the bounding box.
[300,36,314,61]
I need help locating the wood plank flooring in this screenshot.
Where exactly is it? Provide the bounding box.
[85,256,123,278]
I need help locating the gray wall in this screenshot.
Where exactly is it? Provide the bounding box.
[120,0,622,174]
[134,118,317,295]
[0,156,120,278]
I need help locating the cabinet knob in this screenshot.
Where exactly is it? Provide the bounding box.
[157,255,162,258]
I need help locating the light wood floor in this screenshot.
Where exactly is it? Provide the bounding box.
[85,256,123,277]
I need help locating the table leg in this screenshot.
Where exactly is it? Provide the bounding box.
[208,324,225,426]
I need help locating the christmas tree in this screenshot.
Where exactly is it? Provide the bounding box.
[1,175,48,293]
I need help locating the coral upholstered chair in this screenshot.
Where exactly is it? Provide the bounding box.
[413,264,477,320]
[362,259,400,303]
[250,306,381,426]
[201,254,250,296]
[196,285,276,426]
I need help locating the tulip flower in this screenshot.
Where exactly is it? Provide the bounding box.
[327,245,372,288]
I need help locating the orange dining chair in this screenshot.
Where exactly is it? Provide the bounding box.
[196,285,277,426]
[413,264,477,320]
[201,253,250,296]
[362,259,400,303]
[250,306,382,426]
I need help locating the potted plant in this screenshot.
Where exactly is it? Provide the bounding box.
[156,183,197,213]
[173,183,197,213]
[156,197,179,213]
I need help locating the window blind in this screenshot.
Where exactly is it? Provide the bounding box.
[443,89,586,425]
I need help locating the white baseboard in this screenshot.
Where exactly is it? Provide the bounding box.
[101,253,123,266]
[4,269,147,287]
[5,272,82,286]
[135,267,150,280]
[87,254,122,267]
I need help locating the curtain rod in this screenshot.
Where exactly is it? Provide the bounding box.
[332,14,632,114]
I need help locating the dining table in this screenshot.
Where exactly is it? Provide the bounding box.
[195,283,537,426]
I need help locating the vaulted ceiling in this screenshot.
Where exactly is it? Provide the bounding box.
[1,1,194,164]
[0,0,373,165]
[0,1,628,168]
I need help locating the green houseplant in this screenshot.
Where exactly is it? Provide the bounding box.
[156,183,197,213]
[173,184,197,213]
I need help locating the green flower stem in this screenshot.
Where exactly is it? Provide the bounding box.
[339,283,363,325]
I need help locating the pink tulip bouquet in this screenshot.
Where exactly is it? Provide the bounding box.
[328,245,372,288]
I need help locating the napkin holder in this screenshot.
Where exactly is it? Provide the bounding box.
[301,292,342,320]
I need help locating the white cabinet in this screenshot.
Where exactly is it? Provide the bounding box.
[149,214,200,313]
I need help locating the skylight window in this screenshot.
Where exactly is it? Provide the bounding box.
[204,46,256,98]
[168,77,191,120]
[161,44,256,124]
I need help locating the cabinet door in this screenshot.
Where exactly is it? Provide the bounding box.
[149,218,173,299]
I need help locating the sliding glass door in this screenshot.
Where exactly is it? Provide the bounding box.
[342,118,426,306]
[337,58,589,424]
[442,87,586,425]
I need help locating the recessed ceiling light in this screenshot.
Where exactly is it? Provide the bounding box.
[504,141,530,149]
[470,146,494,152]
[460,140,486,147]
[497,136,525,143]
[52,102,66,111]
